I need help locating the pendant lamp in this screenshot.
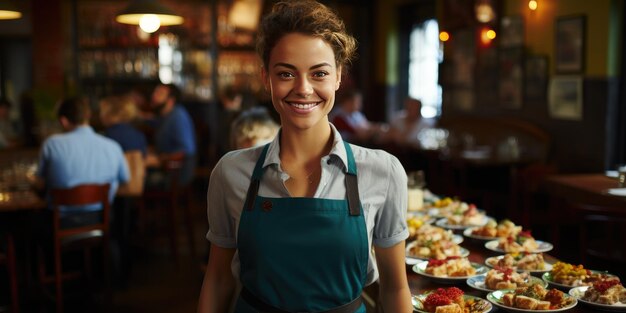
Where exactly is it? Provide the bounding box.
[116,0,183,33]
[0,1,22,20]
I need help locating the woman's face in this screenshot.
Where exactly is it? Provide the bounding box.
[262,33,341,132]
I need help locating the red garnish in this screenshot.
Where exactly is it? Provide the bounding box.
[593,279,621,293]
[518,230,533,238]
[427,259,446,267]
[442,287,464,299]
[424,287,464,308]
[424,292,452,307]
[495,266,514,281]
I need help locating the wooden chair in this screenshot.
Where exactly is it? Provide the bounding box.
[0,233,19,313]
[38,184,111,313]
[141,153,196,262]
[574,202,626,279]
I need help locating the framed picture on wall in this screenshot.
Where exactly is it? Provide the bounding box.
[555,15,586,74]
[499,47,524,109]
[500,15,524,48]
[524,55,549,102]
[549,76,583,120]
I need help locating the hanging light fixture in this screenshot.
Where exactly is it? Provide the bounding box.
[116,0,184,33]
[0,1,22,20]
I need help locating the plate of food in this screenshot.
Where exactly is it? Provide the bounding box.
[464,219,524,241]
[485,253,552,274]
[412,287,492,313]
[436,215,490,231]
[413,258,488,284]
[569,279,626,312]
[487,284,577,312]
[467,268,547,293]
[542,261,618,290]
[406,242,469,265]
[484,232,553,254]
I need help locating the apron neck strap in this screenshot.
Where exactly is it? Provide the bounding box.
[244,142,361,216]
[343,142,361,216]
[244,144,270,211]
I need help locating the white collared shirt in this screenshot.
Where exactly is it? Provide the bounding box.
[206,123,409,285]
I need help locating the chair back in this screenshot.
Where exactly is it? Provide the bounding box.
[117,150,146,197]
[51,184,111,240]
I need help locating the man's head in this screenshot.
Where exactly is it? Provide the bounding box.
[404,97,422,119]
[338,89,362,113]
[56,97,91,130]
[151,83,181,116]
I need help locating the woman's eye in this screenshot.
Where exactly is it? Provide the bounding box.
[313,71,328,78]
[278,72,294,79]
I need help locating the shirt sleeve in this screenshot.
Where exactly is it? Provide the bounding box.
[205,158,237,248]
[174,109,197,155]
[372,153,409,248]
[36,141,50,179]
[118,147,130,183]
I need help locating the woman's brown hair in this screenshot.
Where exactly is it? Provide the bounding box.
[256,0,357,70]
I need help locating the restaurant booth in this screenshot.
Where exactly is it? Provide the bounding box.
[0,0,625,312]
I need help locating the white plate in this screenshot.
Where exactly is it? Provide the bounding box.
[484,239,553,253]
[606,170,619,178]
[412,293,492,313]
[405,239,469,264]
[484,255,553,274]
[607,188,626,196]
[542,271,618,290]
[436,216,490,230]
[466,274,547,293]
[487,289,577,312]
[412,260,488,284]
[569,286,626,312]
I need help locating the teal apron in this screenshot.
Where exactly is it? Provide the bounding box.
[234,142,368,313]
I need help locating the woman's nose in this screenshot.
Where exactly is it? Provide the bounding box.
[294,77,313,97]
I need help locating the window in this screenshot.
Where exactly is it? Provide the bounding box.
[408,19,442,118]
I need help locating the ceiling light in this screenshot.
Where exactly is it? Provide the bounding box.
[116,0,183,30]
[0,1,22,20]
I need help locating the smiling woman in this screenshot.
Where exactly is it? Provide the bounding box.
[197,1,412,313]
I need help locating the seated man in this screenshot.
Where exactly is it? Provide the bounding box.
[331,89,387,143]
[34,97,130,227]
[388,97,436,147]
[148,83,197,187]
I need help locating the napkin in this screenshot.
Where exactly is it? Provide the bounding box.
[607,188,626,196]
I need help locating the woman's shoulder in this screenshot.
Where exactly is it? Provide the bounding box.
[347,143,404,173]
[213,145,265,176]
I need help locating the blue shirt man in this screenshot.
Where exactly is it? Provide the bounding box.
[35,98,130,218]
[150,84,196,186]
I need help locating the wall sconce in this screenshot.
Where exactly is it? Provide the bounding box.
[439,31,450,42]
[228,0,263,31]
[528,0,538,11]
[0,1,22,20]
[116,0,184,34]
[480,27,496,46]
[475,0,495,24]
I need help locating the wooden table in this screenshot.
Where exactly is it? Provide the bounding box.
[543,174,626,207]
[0,190,46,212]
[402,239,608,313]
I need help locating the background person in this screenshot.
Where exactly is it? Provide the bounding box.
[388,97,436,147]
[34,97,129,227]
[198,1,412,312]
[230,107,279,150]
[147,83,197,187]
[331,89,388,144]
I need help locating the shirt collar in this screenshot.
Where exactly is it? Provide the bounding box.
[263,123,349,172]
[71,125,94,134]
